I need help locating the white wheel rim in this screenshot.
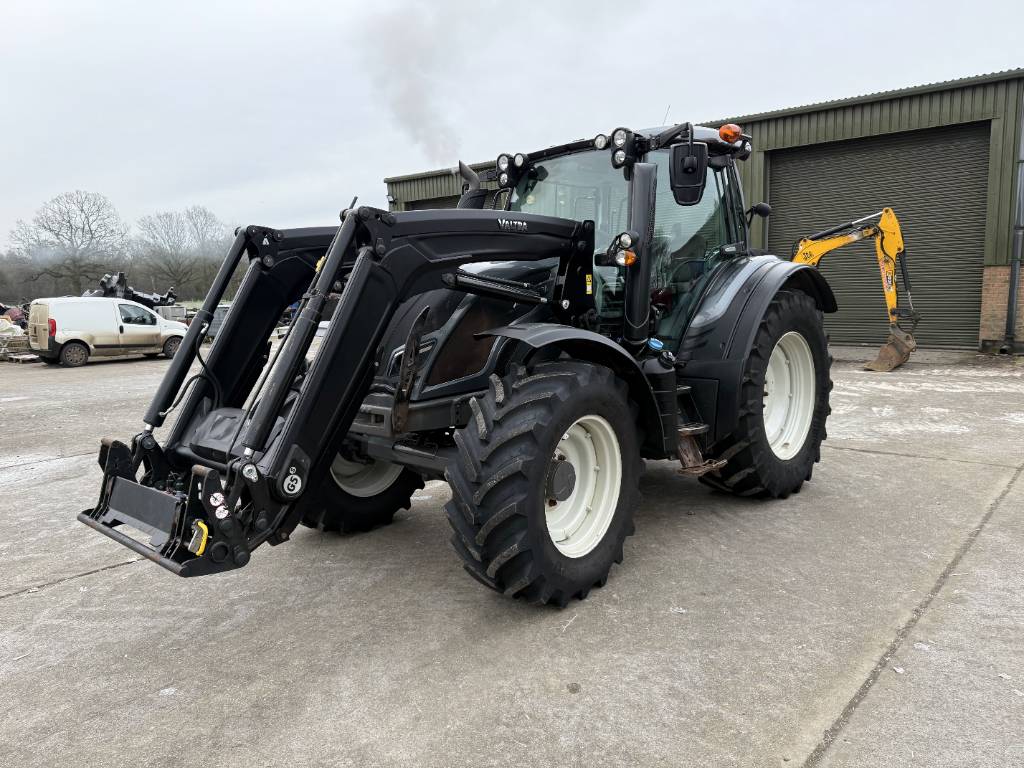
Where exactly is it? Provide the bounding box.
[545,414,622,559]
[763,331,816,460]
[330,455,404,498]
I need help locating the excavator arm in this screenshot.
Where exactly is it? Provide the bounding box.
[793,207,920,371]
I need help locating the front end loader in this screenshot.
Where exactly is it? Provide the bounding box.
[81,122,837,605]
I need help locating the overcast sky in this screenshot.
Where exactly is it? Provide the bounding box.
[2,0,1022,247]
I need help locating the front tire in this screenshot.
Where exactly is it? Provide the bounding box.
[700,289,832,498]
[445,361,641,606]
[300,455,424,533]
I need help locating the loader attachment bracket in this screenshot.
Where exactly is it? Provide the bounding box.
[80,439,252,577]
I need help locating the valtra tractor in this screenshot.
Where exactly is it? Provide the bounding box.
[80,122,835,605]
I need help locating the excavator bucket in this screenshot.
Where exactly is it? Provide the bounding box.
[864,326,917,372]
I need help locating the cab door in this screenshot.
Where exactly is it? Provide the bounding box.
[646,156,733,347]
[117,303,162,352]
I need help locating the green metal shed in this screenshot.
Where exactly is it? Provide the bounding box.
[385,70,1024,350]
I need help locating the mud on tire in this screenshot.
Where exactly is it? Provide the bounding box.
[444,361,641,607]
[700,289,832,499]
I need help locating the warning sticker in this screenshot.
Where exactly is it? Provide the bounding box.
[585,273,593,295]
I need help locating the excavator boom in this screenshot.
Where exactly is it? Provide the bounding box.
[792,207,920,371]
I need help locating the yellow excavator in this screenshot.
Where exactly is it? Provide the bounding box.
[791,207,920,371]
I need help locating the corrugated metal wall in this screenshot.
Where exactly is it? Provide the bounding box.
[386,162,494,211]
[735,74,1023,267]
[407,195,459,210]
[767,123,990,348]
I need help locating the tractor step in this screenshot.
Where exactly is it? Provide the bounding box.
[677,421,709,437]
[675,425,726,477]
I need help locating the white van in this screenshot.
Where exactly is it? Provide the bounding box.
[28,297,188,367]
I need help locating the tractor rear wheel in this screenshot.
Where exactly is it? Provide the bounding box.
[700,289,832,498]
[300,455,424,533]
[445,361,641,606]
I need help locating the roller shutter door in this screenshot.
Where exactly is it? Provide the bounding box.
[766,123,990,349]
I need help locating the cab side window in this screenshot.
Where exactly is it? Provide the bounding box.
[119,304,156,326]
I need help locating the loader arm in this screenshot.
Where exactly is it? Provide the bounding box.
[792,207,920,371]
[79,207,596,577]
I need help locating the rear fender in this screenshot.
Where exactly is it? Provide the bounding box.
[483,323,666,457]
[677,256,835,443]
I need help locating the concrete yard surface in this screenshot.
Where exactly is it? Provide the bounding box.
[1,350,1022,767]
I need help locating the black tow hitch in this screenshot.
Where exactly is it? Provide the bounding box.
[78,437,252,577]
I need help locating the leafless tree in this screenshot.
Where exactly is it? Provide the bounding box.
[133,206,232,295]
[9,190,129,295]
[184,205,228,258]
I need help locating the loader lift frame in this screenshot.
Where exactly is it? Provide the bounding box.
[81,208,599,574]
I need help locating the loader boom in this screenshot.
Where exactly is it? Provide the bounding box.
[792,207,920,371]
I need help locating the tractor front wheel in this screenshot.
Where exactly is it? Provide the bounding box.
[300,455,424,533]
[701,289,832,498]
[445,361,641,606]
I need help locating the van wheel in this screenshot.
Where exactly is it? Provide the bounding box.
[163,337,182,359]
[59,342,89,367]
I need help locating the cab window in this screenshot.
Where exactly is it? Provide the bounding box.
[645,150,732,346]
[119,304,156,326]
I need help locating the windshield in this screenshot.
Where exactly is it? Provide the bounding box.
[508,147,736,348]
[508,150,629,252]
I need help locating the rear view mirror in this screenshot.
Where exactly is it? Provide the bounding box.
[669,141,709,205]
[746,201,772,225]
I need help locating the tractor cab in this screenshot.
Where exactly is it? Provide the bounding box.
[461,124,755,351]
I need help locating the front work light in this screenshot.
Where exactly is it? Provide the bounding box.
[612,149,627,167]
[513,153,527,168]
[498,172,510,186]
[497,154,510,172]
[612,128,629,148]
[594,134,609,150]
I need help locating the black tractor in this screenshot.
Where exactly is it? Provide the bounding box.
[81,122,835,606]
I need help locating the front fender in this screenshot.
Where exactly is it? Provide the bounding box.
[482,323,666,457]
[678,255,835,443]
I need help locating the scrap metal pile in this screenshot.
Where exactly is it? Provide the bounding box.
[83,272,177,309]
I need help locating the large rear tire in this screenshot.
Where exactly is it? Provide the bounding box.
[300,455,424,533]
[700,289,832,498]
[445,361,641,606]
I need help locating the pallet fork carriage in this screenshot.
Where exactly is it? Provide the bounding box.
[81,122,838,604]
